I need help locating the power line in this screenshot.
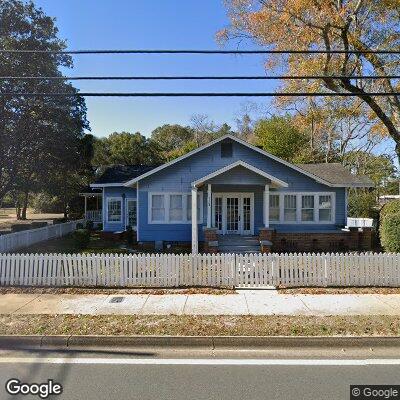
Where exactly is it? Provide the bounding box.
[0,49,399,55]
[1,92,399,97]
[1,75,399,81]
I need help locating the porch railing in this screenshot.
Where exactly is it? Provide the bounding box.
[85,210,102,222]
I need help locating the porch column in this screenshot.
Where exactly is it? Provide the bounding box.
[84,196,87,220]
[263,184,269,228]
[207,184,212,228]
[191,186,198,254]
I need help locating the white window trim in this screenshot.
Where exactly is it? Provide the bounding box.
[270,192,336,224]
[125,198,137,229]
[269,194,280,223]
[106,197,123,224]
[148,192,203,224]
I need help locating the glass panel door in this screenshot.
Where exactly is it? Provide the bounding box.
[226,197,240,234]
[214,196,223,233]
[242,196,251,234]
[126,199,137,228]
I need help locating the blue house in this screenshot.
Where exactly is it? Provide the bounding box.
[89,135,373,253]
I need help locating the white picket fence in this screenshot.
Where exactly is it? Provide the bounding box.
[0,252,400,288]
[0,220,84,253]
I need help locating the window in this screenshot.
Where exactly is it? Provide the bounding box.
[221,142,233,158]
[301,195,314,222]
[319,195,332,221]
[151,195,165,222]
[266,192,334,224]
[107,198,122,223]
[284,195,297,222]
[149,192,203,223]
[187,194,201,222]
[269,194,280,222]
[169,195,183,222]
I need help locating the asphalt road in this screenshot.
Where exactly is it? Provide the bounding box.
[1,348,400,400]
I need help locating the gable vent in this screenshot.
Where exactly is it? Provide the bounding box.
[221,142,233,158]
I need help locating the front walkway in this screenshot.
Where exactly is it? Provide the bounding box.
[1,290,400,316]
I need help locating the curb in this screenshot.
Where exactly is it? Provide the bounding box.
[1,335,400,350]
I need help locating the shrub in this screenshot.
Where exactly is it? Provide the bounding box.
[380,212,400,252]
[85,220,94,231]
[380,200,400,220]
[76,222,84,230]
[126,225,135,246]
[72,229,90,249]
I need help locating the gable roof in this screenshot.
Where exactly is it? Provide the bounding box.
[92,135,373,188]
[91,165,158,187]
[192,160,288,188]
[123,134,339,187]
[296,163,374,187]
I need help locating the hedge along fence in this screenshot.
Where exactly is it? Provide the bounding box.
[0,220,84,253]
[1,252,400,288]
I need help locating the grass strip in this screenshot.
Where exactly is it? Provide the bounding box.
[2,315,400,336]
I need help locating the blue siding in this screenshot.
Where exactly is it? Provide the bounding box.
[103,187,137,232]
[105,139,347,240]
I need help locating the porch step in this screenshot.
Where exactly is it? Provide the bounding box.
[218,245,261,254]
[218,235,259,246]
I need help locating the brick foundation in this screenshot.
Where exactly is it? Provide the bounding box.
[259,228,374,253]
[203,227,219,253]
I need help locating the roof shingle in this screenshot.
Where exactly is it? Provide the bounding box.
[94,165,159,184]
[296,163,374,187]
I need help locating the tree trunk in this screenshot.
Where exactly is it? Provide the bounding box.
[15,201,21,220]
[21,191,29,220]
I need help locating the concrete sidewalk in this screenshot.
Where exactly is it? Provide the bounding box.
[1,290,400,316]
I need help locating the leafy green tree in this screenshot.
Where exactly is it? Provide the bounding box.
[343,152,396,188]
[0,0,89,215]
[216,123,235,137]
[92,132,163,167]
[254,116,308,162]
[150,124,194,157]
[348,190,379,219]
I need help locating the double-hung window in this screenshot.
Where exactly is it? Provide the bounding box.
[319,195,332,222]
[284,195,297,222]
[269,194,280,222]
[151,194,165,222]
[169,194,183,222]
[107,198,122,223]
[186,194,201,222]
[149,192,202,223]
[267,192,334,223]
[301,195,315,222]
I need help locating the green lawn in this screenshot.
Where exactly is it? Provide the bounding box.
[19,232,131,254]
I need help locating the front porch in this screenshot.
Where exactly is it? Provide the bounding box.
[80,189,103,224]
[191,160,288,253]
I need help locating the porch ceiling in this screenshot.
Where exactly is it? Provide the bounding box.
[192,160,288,188]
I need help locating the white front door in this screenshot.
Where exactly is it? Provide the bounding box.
[226,196,240,234]
[213,193,254,235]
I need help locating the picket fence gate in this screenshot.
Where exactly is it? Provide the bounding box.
[1,252,400,288]
[0,220,84,253]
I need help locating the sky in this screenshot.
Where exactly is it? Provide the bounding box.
[34,0,276,138]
